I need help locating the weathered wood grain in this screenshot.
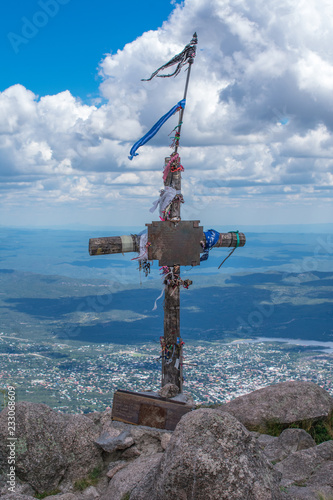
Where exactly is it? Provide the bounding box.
[213,232,246,248]
[89,235,139,255]
[162,156,183,391]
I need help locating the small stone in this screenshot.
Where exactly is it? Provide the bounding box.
[160,433,172,450]
[171,391,195,406]
[83,485,99,498]
[158,383,179,399]
[257,434,278,449]
[96,424,122,441]
[95,430,134,453]
[121,445,141,459]
[106,461,128,479]
[119,435,135,450]
[280,428,316,451]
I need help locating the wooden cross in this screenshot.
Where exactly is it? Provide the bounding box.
[88,36,246,399]
[89,155,245,392]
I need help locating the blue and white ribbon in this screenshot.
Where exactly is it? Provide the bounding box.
[128,99,185,160]
[200,229,220,262]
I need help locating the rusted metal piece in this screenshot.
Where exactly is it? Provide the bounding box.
[147,220,203,266]
[111,389,193,430]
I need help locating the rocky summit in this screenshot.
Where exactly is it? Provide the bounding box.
[0,381,332,500]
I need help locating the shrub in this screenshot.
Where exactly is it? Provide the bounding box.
[74,466,102,491]
[254,412,333,445]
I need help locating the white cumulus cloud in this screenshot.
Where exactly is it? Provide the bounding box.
[1,0,333,226]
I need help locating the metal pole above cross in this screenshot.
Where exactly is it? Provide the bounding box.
[88,33,246,425]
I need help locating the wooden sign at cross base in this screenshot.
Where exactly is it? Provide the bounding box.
[111,389,193,430]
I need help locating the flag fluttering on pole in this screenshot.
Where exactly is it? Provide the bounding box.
[128,99,185,160]
[141,32,197,81]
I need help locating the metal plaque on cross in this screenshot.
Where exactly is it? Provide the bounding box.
[146,220,203,266]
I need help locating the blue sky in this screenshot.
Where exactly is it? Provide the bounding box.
[1,0,178,99]
[0,0,332,228]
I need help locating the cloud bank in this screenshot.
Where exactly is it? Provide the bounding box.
[1,0,333,227]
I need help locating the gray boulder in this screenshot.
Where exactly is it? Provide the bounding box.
[123,423,168,456]
[0,476,36,498]
[95,428,134,453]
[263,428,316,462]
[217,381,333,432]
[85,408,112,432]
[274,439,333,499]
[130,409,282,500]
[307,459,333,488]
[100,453,163,500]
[286,484,333,500]
[99,419,169,456]
[275,439,333,487]
[0,402,103,494]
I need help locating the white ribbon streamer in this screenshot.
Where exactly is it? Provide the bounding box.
[152,288,164,311]
[150,187,181,218]
[132,231,148,261]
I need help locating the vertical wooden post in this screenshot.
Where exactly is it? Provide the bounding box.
[162,284,180,387]
[162,158,183,391]
[161,47,195,392]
